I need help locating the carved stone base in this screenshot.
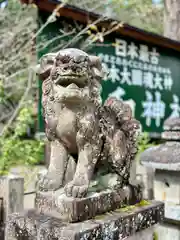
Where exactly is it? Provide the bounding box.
[35,184,142,223]
[7,201,164,240]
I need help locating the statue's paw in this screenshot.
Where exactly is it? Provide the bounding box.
[38,175,62,192]
[64,181,88,198]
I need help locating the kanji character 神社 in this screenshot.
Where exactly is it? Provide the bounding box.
[169,95,180,118]
[142,91,166,127]
[141,91,153,126]
[153,91,166,127]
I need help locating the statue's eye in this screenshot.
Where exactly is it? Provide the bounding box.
[74,55,88,63]
[57,55,71,64]
[74,56,82,63]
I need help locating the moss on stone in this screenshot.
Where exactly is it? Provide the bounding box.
[136,200,150,207]
[93,213,107,220]
[93,200,151,220]
[153,231,158,240]
[120,205,136,212]
[115,200,150,213]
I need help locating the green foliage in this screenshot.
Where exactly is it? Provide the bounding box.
[137,132,155,154]
[0,105,44,175]
[110,0,164,34]
[136,132,156,161]
[153,231,158,240]
[136,199,150,207]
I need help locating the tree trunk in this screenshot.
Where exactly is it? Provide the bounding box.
[164,0,180,40]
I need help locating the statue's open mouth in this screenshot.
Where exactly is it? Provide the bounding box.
[55,74,87,88]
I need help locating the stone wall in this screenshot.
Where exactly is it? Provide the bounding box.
[154,169,180,204]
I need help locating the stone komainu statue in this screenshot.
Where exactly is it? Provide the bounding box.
[37,48,140,198]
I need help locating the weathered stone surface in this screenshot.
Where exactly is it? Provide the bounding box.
[165,204,180,221]
[154,170,180,220]
[35,184,142,223]
[162,131,180,140]
[157,223,180,240]
[154,169,180,204]
[163,117,180,131]
[136,163,154,200]
[7,201,164,240]
[0,175,24,222]
[37,48,140,198]
[0,175,24,240]
[126,226,155,240]
[140,142,180,170]
[162,117,180,140]
[140,117,180,239]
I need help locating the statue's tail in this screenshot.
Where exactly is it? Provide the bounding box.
[103,97,141,182]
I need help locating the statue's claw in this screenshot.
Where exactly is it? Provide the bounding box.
[64,180,89,198]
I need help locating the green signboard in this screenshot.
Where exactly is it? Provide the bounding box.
[37,12,180,135]
[94,35,180,134]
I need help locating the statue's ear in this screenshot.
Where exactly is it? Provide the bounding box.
[36,53,57,81]
[89,55,108,81]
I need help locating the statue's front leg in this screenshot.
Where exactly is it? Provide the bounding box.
[38,139,68,191]
[64,143,100,198]
[64,115,101,198]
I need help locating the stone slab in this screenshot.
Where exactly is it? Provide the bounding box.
[0,175,24,222]
[154,170,180,204]
[165,203,180,222]
[162,131,180,140]
[140,142,180,171]
[35,184,142,223]
[7,200,164,240]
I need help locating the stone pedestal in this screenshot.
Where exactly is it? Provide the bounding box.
[35,184,142,223]
[7,200,163,240]
[6,184,164,240]
[6,174,164,240]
